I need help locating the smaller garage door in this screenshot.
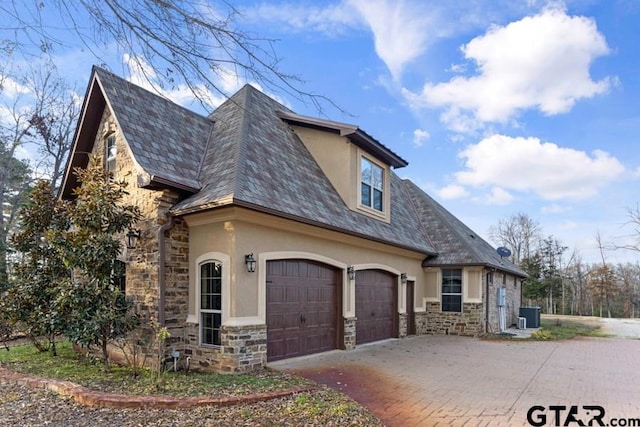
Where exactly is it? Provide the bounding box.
[266,260,340,361]
[355,269,397,344]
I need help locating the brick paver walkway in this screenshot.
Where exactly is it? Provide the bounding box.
[271,335,640,426]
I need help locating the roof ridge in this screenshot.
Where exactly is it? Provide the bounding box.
[230,86,252,198]
[401,179,439,256]
[196,123,217,183]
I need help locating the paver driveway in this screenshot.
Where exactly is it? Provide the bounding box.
[271,335,640,426]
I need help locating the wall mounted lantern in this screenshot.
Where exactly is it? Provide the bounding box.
[245,253,256,273]
[126,229,140,250]
[347,266,356,280]
[401,273,407,284]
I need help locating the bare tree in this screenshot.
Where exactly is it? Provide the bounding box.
[0,0,334,111]
[564,254,589,315]
[614,203,640,254]
[25,63,79,190]
[615,263,640,318]
[489,212,542,265]
[589,233,617,318]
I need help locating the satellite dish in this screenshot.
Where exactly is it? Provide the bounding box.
[496,247,512,258]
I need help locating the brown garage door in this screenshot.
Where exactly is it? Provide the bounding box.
[356,269,397,344]
[266,259,339,362]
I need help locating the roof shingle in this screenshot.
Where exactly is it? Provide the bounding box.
[95,68,214,191]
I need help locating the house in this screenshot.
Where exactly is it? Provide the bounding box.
[60,67,527,373]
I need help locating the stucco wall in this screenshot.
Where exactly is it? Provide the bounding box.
[184,208,428,323]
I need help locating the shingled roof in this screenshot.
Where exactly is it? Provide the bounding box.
[64,67,527,272]
[403,180,526,277]
[171,84,438,255]
[60,67,214,197]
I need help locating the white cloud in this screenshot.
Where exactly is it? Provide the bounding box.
[0,76,30,98]
[437,184,469,200]
[349,0,436,80]
[242,2,356,35]
[484,187,514,205]
[403,6,613,131]
[412,128,430,147]
[454,134,625,200]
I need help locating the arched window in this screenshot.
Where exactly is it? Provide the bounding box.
[200,261,222,346]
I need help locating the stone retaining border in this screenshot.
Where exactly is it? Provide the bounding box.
[0,367,317,409]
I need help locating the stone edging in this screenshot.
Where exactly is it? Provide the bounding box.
[0,366,316,409]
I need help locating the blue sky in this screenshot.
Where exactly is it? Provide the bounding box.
[4,0,640,264]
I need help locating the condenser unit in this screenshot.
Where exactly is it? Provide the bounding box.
[517,317,527,329]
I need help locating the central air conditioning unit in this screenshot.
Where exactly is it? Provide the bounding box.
[518,317,527,329]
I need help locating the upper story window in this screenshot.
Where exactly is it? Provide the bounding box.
[105,133,117,177]
[361,157,383,212]
[442,268,462,313]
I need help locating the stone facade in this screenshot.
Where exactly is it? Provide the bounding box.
[174,324,267,374]
[90,111,200,369]
[424,302,483,336]
[487,271,522,333]
[398,313,408,338]
[344,317,356,350]
[415,312,429,335]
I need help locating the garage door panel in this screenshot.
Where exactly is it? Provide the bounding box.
[356,269,397,345]
[267,259,339,362]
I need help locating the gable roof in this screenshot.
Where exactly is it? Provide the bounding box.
[171,84,437,255]
[60,66,214,198]
[403,180,527,277]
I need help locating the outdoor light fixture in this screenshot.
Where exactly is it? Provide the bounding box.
[245,253,256,273]
[401,273,407,284]
[126,229,140,249]
[347,266,356,280]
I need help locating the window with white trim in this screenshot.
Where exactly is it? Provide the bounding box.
[200,261,222,346]
[441,268,462,312]
[360,157,383,211]
[105,133,117,178]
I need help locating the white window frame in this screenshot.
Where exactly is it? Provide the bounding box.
[360,156,384,212]
[441,268,463,313]
[105,133,117,177]
[196,253,229,346]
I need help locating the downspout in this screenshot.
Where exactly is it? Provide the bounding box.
[157,216,175,326]
[485,270,491,333]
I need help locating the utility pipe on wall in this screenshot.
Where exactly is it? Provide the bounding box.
[157,216,175,326]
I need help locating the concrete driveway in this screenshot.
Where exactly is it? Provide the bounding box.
[271,334,640,426]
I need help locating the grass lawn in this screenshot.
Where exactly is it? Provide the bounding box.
[0,339,382,425]
[0,339,310,397]
[531,318,609,340]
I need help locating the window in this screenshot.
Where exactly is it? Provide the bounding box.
[200,261,222,346]
[441,268,462,312]
[112,260,126,294]
[361,157,383,211]
[105,133,117,177]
